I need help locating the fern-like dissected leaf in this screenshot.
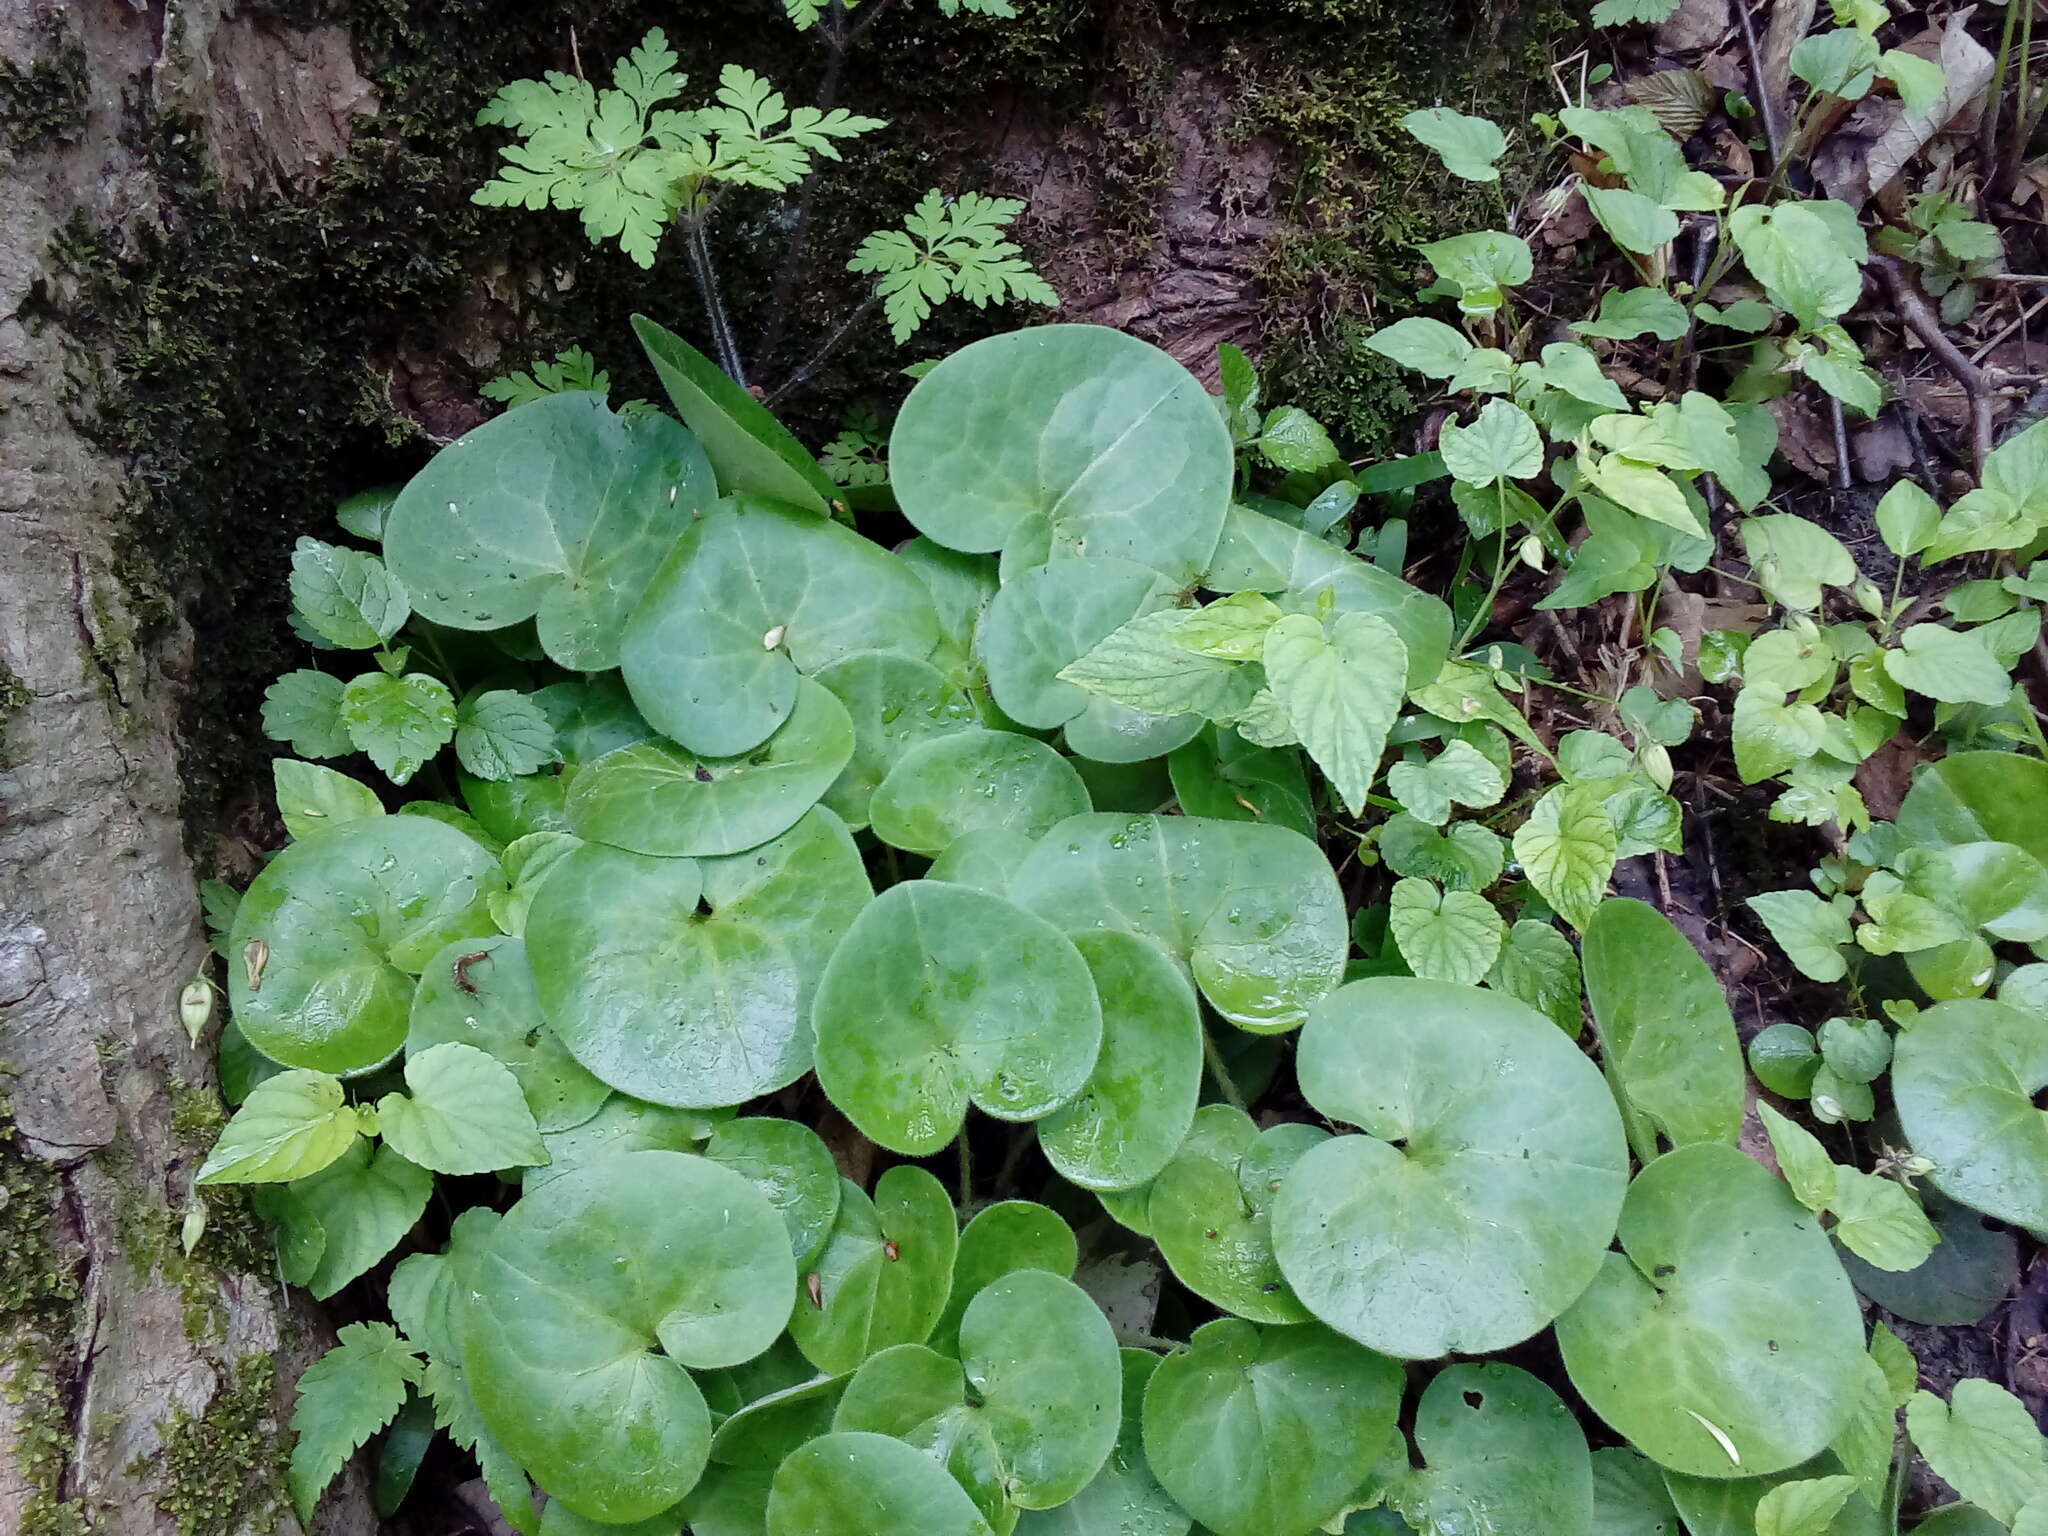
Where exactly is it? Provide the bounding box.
[288,1323,425,1521]
[472,29,701,267]
[673,65,885,196]
[850,190,1057,343]
[480,347,611,408]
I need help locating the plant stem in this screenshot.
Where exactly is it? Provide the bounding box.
[1200,1028,1249,1117]
[1982,0,2023,204]
[682,211,748,387]
[1455,517,1513,653]
[956,1129,973,1211]
[764,293,883,408]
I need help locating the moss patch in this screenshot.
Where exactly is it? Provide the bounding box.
[150,1353,283,1536]
[0,25,88,150]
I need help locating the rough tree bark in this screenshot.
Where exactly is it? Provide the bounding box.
[0,4,377,1533]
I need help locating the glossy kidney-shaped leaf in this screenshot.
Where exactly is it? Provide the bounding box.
[1010,814,1347,1033]
[230,816,503,1075]
[528,809,870,1108]
[704,1117,844,1269]
[1142,1318,1401,1536]
[1039,931,1203,1192]
[835,1271,1120,1516]
[789,1166,958,1375]
[1894,999,2048,1233]
[566,678,854,858]
[814,651,979,829]
[1205,504,1452,691]
[383,392,712,670]
[890,325,1233,584]
[462,1151,795,1523]
[634,315,838,514]
[1387,1364,1594,1535]
[870,729,1092,858]
[1555,1142,1866,1478]
[768,1431,996,1536]
[621,497,941,757]
[1582,898,1745,1151]
[1015,1349,1189,1536]
[1149,1105,1321,1324]
[407,936,608,1134]
[1273,978,1629,1357]
[811,881,1102,1156]
[1899,751,2048,864]
[526,1095,729,1193]
[931,1201,1079,1356]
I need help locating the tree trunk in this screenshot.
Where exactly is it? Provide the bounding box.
[0,5,377,1533]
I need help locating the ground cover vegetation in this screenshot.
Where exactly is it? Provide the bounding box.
[165,1,2048,1531]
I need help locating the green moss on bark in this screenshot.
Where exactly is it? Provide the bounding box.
[150,1354,283,1536]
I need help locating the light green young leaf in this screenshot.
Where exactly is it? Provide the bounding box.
[1928,488,2038,563]
[1754,1474,1859,1536]
[1729,203,1864,328]
[1366,316,1476,379]
[849,190,1057,344]
[1747,889,1853,982]
[1559,105,1722,208]
[1906,1381,2048,1523]
[263,671,354,759]
[290,537,410,650]
[340,672,457,785]
[375,1042,547,1176]
[1448,347,1516,394]
[1829,1169,1939,1272]
[289,1323,425,1523]
[1732,688,1827,782]
[1257,406,1339,473]
[1388,878,1505,984]
[1582,183,1679,254]
[1591,0,1679,21]
[196,1069,362,1185]
[1741,515,1858,610]
[1401,107,1508,181]
[1440,399,1544,485]
[1790,28,1881,99]
[1386,739,1507,825]
[1880,49,1949,117]
[1857,871,1971,955]
[1800,330,1884,417]
[1756,1101,1838,1212]
[1579,451,1699,536]
[1058,608,1257,720]
[1417,230,1533,317]
[1884,624,2013,706]
[1876,480,1941,557]
[1532,342,1630,410]
[1512,782,1618,931]
[1485,918,1583,1034]
[1262,611,1407,815]
[1572,287,1690,341]
[455,690,558,782]
[1165,591,1285,660]
[274,759,384,842]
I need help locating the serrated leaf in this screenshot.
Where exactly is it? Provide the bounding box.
[1740,515,1857,611]
[1386,739,1507,825]
[289,1323,425,1523]
[1729,203,1864,329]
[1928,488,2038,564]
[1388,878,1505,984]
[1747,889,1852,982]
[1791,28,1880,100]
[1885,625,2013,706]
[1583,183,1680,254]
[273,759,383,842]
[1366,316,1476,378]
[1591,0,1679,22]
[1757,1101,1839,1212]
[850,190,1055,343]
[455,690,558,781]
[1626,67,1714,138]
[1401,107,1508,181]
[1059,608,1258,719]
[1258,406,1339,474]
[1572,286,1690,341]
[1830,1169,1938,1271]
[1262,611,1407,816]
[341,672,457,785]
[1485,918,1583,1034]
[1419,229,1533,317]
[196,1069,361,1184]
[1166,591,1284,661]
[1440,399,1543,485]
[263,670,354,758]
[1754,1474,1858,1536]
[376,1042,546,1175]
[290,537,410,650]
[1511,782,1617,931]
[1906,1381,2048,1523]
[1732,688,1826,782]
